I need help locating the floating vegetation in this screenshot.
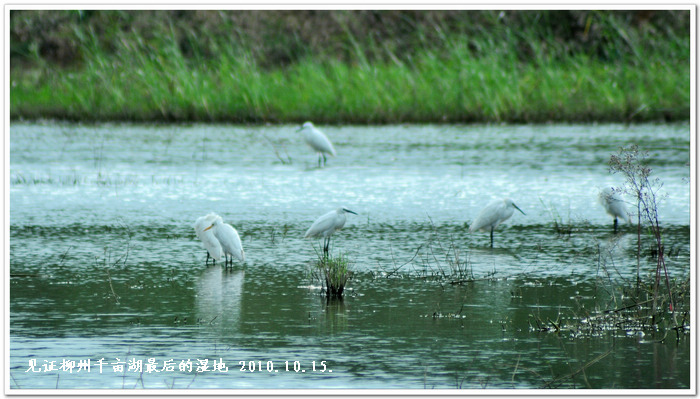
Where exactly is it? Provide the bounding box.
[11,172,88,186]
[11,172,186,186]
[422,312,468,319]
[529,307,690,340]
[527,273,691,340]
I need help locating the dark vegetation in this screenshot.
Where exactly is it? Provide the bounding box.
[11,10,688,69]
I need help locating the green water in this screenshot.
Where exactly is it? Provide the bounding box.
[9,122,691,390]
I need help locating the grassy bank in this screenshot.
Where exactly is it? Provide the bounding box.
[10,10,690,123]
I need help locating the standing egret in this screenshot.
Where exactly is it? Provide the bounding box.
[599,187,630,232]
[204,215,245,266]
[304,207,357,254]
[193,213,223,264]
[469,198,525,247]
[297,121,336,167]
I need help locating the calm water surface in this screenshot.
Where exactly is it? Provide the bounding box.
[9,123,691,390]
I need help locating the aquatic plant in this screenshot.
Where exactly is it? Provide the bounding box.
[393,218,487,284]
[528,273,690,341]
[426,235,476,284]
[608,144,677,327]
[262,134,292,165]
[310,249,352,299]
[538,198,573,238]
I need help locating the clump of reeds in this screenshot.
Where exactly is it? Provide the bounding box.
[311,251,352,299]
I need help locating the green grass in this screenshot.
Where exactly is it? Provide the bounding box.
[10,47,688,123]
[9,11,690,123]
[312,251,352,299]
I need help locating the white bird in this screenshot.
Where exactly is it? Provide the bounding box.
[599,187,630,232]
[469,198,525,247]
[297,121,336,167]
[193,213,223,264]
[204,215,245,266]
[304,207,357,254]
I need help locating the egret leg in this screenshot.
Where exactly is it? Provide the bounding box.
[323,237,330,256]
[489,228,494,248]
[318,153,322,168]
[322,153,327,167]
[205,252,211,265]
[613,218,618,233]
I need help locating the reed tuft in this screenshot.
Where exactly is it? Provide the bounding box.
[311,251,352,299]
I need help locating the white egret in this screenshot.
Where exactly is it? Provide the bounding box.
[599,187,630,232]
[297,121,336,167]
[304,207,357,254]
[204,215,245,266]
[469,198,525,247]
[193,213,223,264]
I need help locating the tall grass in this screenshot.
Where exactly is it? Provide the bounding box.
[10,11,690,123]
[11,45,688,123]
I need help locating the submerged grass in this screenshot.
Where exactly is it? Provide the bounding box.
[10,171,187,186]
[529,274,690,341]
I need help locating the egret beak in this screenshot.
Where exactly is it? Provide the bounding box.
[203,224,214,231]
[513,204,526,215]
[343,208,358,215]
